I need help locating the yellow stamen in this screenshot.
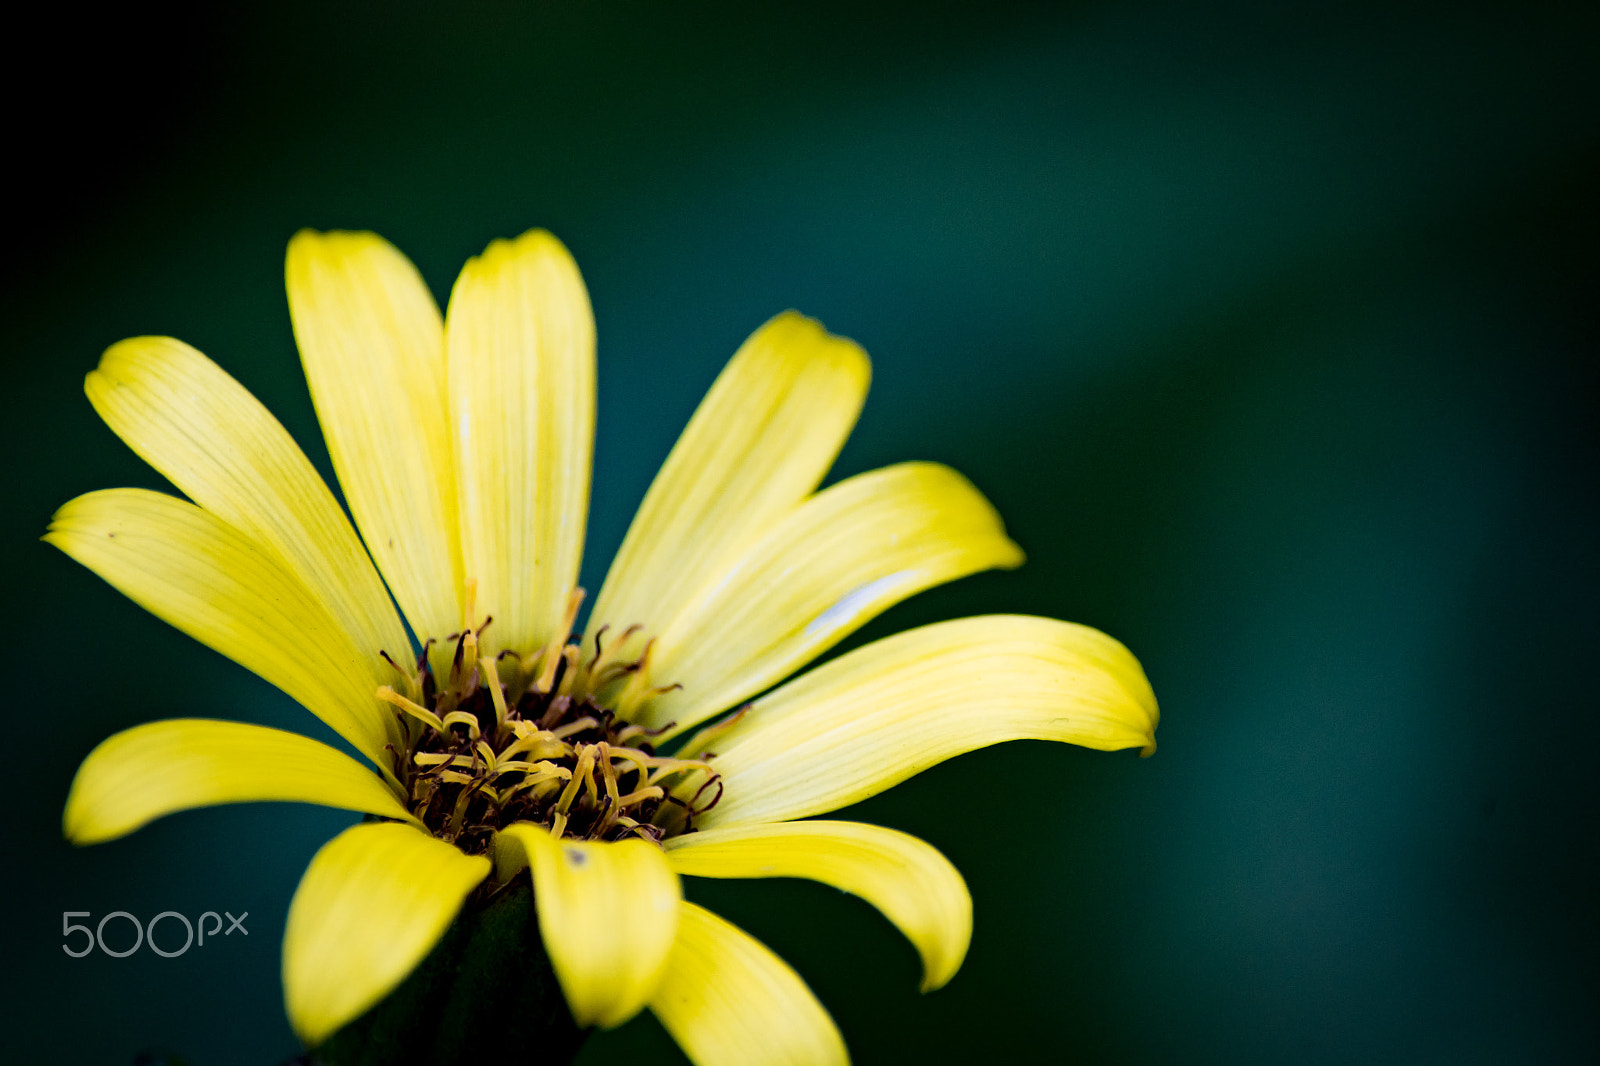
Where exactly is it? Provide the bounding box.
[532,645,561,695]
[597,743,620,807]
[440,710,481,741]
[612,721,659,745]
[480,655,509,728]
[608,745,654,782]
[499,731,570,764]
[460,628,479,693]
[645,757,718,787]
[550,716,600,740]
[554,746,596,817]
[377,685,445,733]
[580,752,604,807]
[530,588,587,695]
[614,786,666,807]
[557,586,585,646]
[413,753,474,769]
[491,759,559,777]
[506,765,571,795]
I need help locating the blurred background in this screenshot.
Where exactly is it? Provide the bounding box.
[3,1,1595,1062]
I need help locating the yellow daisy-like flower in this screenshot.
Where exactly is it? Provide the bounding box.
[51,228,1157,1064]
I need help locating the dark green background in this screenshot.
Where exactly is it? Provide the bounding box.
[4,2,1596,1063]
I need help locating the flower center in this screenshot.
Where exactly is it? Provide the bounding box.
[374,588,721,855]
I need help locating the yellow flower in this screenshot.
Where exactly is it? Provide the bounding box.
[51,229,1158,1063]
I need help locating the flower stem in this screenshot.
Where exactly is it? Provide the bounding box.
[303,878,585,1066]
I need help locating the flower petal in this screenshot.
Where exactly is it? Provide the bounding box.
[284,822,489,1048]
[286,229,463,645]
[629,462,1024,734]
[445,230,595,659]
[665,820,971,992]
[695,615,1159,828]
[587,312,869,665]
[62,719,417,845]
[649,901,848,1066]
[495,823,680,1028]
[84,336,411,668]
[46,488,398,758]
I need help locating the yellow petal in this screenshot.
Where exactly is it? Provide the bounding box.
[665,820,970,991]
[63,719,417,845]
[85,336,411,669]
[286,230,463,645]
[284,822,489,1047]
[445,230,595,659]
[587,312,869,667]
[697,615,1158,828]
[631,462,1024,734]
[649,901,848,1066]
[495,823,680,1028]
[46,488,398,759]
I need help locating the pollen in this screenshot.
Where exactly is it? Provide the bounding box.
[376,587,721,856]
